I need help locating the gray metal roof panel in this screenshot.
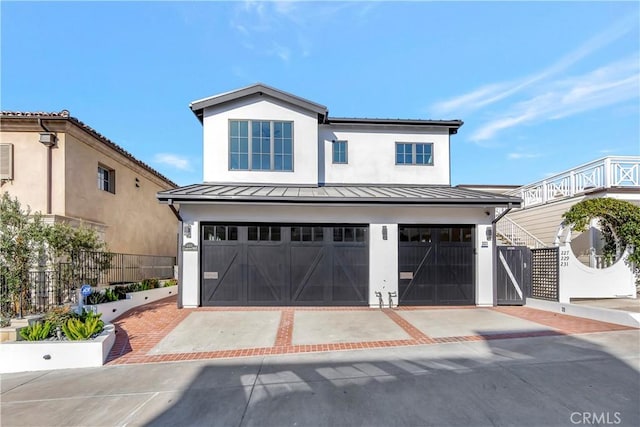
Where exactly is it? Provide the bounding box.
[158,184,521,206]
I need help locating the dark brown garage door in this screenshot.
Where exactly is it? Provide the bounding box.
[398,225,475,305]
[200,224,369,306]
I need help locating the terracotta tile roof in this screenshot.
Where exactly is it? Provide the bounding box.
[1,111,177,188]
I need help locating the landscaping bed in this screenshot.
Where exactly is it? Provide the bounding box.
[0,279,178,373]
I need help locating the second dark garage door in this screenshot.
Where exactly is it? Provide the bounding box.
[398,225,475,305]
[201,224,369,306]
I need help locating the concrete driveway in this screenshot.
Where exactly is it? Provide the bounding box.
[101,297,633,366]
[2,330,639,426]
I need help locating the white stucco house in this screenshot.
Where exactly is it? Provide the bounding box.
[158,84,522,308]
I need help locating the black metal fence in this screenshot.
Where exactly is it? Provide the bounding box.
[1,251,175,317]
[530,247,559,301]
[74,251,175,286]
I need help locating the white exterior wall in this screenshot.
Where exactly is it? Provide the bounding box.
[202,96,319,185]
[319,125,450,185]
[179,203,495,307]
[558,245,636,303]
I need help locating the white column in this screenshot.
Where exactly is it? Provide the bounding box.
[181,220,200,307]
[476,224,494,306]
[368,224,398,307]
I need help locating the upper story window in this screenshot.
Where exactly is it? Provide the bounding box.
[97,165,115,193]
[396,142,433,166]
[229,120,293,171]
[332,140,348,164]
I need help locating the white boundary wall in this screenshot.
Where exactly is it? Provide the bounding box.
[558,245,636,303]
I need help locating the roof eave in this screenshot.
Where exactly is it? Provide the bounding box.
[190,83,328,124]
[156,193,521,207]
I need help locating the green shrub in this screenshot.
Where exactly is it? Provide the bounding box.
[0,312,11,328]
[43,306,79,329]
[142,278,159,289]
[19,321,53,341]
[164,279,178,287]
[113,285,128,300]
[103,288,119,302]
[62,312,104,340]
[86,290,107,305]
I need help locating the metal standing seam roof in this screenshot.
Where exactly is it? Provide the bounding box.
[157,184,522,206]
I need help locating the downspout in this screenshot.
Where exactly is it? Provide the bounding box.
[38,119,55,215]
[491,203,512,306]
[166,199,183,309]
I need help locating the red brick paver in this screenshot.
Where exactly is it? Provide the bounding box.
[492,306,635,334]
[105,298,637,366]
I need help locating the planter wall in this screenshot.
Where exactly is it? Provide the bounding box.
[86,285,178,323]
[0,325,116,374]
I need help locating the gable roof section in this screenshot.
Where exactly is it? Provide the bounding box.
[0,111,177,188]
[190,83,464,133]
[190,83,329,123]
[158,183,521,207]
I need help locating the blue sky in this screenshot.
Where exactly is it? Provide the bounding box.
[2,1,639,186]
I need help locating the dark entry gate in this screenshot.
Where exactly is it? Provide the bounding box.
[201,224,368,306]
[496,246,531,305]
[398,225,475,305]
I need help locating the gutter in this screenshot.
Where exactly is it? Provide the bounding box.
[491,203,513,307]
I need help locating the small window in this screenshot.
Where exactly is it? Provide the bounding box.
[248,226,281,241]
[291,226,324,242]
[97,165,115,193]
[396,143,433,165]
[399,227,432,242]
[333,227,367,242]
[332,140,348,164]
[203,225,238,241]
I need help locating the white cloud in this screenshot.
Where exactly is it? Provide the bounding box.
[230,1,378,63]
[508,152,541,160]
[470,54,640,141]
[431,14,638,116]
[153,153,192,171]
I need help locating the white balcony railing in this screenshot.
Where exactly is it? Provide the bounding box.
[505,156,640,209]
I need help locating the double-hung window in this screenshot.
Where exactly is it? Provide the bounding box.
[332,140,348,164]
[396,142,433,165]
[229,120,293,171]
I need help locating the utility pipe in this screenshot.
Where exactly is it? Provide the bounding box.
[38,119,55,215]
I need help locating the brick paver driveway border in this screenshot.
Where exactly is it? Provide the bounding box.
[106,296,635,365]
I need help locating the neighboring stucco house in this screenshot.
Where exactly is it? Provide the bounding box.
[0,111,178,257]
[158,84,521,308]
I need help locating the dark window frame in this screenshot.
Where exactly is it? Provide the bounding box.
[395,142,434,166]
[229,120,294,172]
[332,140,348,164]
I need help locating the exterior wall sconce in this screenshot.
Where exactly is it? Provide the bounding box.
[382,225,388,240]
[486,226,492,241]
[183,223,192,239]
